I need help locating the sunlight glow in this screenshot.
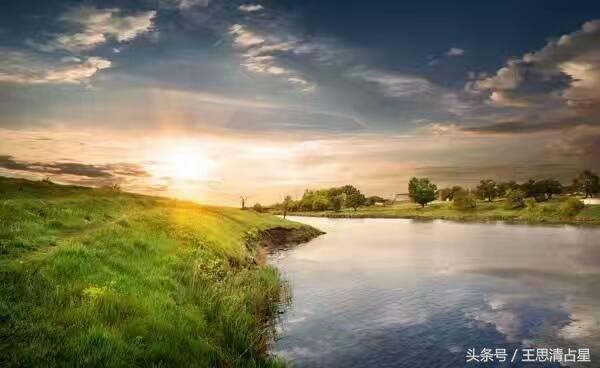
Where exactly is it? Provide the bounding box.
[151,143,215,182]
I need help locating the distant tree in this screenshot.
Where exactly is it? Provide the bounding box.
[282,195,292,219]
[496,181,518,198]
[252,203,264,213]
[312,197,329,211]
[453,190,477,210]
[331,194,345,212]
[340,185,361,197]
[534,179,563,200]
[346,192,366,211]
[504,189,526,209]
[476,179,497,202]
[240,195,248,210]
[439,186,463,201]
[574,170,600,198]
[408,177,437,207]
[520,179,537,198]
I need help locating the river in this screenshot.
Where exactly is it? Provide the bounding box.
[271,217,600,367]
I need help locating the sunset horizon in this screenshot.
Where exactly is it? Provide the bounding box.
[2,1,600,205]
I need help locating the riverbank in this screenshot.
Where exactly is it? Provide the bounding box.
[0,177,321,367]
[278,198,600,225]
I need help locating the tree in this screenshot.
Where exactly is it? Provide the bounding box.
[497,181,518,198]
[346,192,366,211]
[476,179,497,202]
[439,186,463,201]
[520,179,537,198]
[252,203,264,213]
[312,197,329,211]
[408,177,437,207]
[331,194,344,212]
[340,185,361,197]
[453,190,477,210]
[240,195,248,210]
[282,195,292,219]
[504,189,526,209]
[574,170,600,198]
[534,179,562,200]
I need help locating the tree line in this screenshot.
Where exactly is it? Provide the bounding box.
[408,170,599,209]
[261,169,599,215]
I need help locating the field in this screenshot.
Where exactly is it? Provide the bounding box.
[282,197,600,225]
[0,177,321,367]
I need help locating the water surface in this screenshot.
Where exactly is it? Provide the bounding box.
[271,217,600,367]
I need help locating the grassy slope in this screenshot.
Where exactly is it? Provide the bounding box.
[0,177,320,368]
[284,197,600,225]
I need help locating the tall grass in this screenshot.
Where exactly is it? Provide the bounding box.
[0,177,311,367]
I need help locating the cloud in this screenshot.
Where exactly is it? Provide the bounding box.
[457,19,600,138]
[349,68,432,97]
[239,4,264,13]
[32,6,156,52]
[0,155,149,179]
[228,23,316,93]
[0,50,111,85]
[445,47,465,56]
[173,0,211,9]
[467,19,600,110]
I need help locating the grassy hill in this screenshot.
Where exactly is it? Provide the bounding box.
[282,198,600,224]
[0,177,321,367]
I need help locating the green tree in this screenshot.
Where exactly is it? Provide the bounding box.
[346,192,366,211]
[520,179,537,198]
[497,181,518,198]
[453,190,477,210]
[534,179,562,200]
[252,203,264,213]
[282,195,292,219]
[312,197,329,211]
[574,170,600,198]
[331,194,345,212]
[408,177,437,207]
[439,186,463,201]
[476,179,497,202]
[504,189,526,209]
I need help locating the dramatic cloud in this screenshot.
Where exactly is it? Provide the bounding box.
[0,155,149,179]
[461,19,600,139]
[239,4,264,13]
[445,47,465,56]
[31,6,156,52]
[467,20,600,110]
[0,51,111,85]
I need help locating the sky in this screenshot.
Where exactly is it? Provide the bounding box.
[1,0,600,205]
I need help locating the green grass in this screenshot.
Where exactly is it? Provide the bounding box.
[283,197,600,225]
[0,177,320,367]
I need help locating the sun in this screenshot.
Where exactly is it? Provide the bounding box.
[152,144,215,182]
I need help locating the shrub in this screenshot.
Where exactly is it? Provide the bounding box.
[525,198,537,211]
[504,190,525,209]
[252,203,264,213]
[453,190,477,210]
[559,198,584,217]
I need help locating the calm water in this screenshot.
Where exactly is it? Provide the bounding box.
[271,217,600,368]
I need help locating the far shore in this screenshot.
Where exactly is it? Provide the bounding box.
[273,198,600,226]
